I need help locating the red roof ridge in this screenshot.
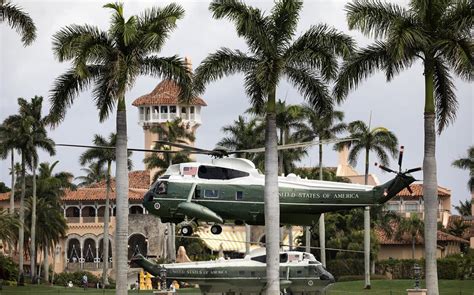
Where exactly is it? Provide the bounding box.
[132,80,207,107]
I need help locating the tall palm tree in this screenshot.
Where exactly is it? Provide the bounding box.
[0,1,36,46]
[20,96,55,282]
[79,133,132,288]
[396,213,424,260]
[0,119,18,216]
[336,1,473,293]
[335,120,397,288]
[452,146,473,193]
[49,3,191,292]
[151,118,196,147]
[75,163,106,187]
[3,97,55,281]
[194,1,354,290]
[295,106,346,266]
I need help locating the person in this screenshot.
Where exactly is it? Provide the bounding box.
[82,274,88,290]
[67,281,73,288]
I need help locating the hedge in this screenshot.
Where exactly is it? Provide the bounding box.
[54,271,99,287]
[0,254,18,282]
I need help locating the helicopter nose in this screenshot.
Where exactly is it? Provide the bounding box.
[320,271,335,284]
[143,191,154,206]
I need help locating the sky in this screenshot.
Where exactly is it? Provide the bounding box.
[0,0,472,210]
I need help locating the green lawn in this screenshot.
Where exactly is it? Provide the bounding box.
[1,280,473,294]
[326,280,474,295]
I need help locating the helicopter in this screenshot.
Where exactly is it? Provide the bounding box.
[131,248,335,294]
[58,140,420,237]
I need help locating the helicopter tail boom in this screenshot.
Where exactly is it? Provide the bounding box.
[130,254,161,277]
[374,173,416,204]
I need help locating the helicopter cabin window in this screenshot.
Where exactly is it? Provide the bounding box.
[235,191,243,201]
[198,165,249,180]
[154,182,167,195]
[203,189,219,199]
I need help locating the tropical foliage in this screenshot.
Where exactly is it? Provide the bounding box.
[395,213,424,260]
[0,2,36,45]
[338,0,473,292]
[452,146,474,192]
[49,3,192,292]
[75,163,107,187]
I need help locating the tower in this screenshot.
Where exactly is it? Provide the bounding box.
[132,58,207,175]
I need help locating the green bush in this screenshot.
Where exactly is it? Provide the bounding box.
[54,271,99,286]
[0,254,18,281]
[376,258,422,279]
[1,280,17,286]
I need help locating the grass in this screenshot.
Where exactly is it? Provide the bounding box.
[1,280,473,294]
[326,280,474,295]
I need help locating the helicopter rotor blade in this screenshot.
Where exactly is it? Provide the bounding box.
[407,185,414,196]
[398,146,404,172]
[57,143,196,154]
[232,138,358,154]
[405,167,422,174]
[153,140,213,153]
[375,163,397,174]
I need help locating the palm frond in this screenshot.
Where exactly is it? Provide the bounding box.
[437,37,473,81]
[209,0,273,55]
[140,56,192,102]
[138,3,185,52]
[270,0,303,51]
[0,2,36,45]
[433,57,458,133]
[284,66,333,114]
[194,48,256,94]
[346,0,407,39]
[49,65,102,126]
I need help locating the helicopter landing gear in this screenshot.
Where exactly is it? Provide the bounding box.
[210,224,222,235]
[181,225,193,236]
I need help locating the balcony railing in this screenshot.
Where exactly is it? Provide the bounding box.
[82,216,96,223]
[66,217,80,223]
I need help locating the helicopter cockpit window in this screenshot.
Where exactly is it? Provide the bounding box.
[198,166,249,180]
[154,182,167,195]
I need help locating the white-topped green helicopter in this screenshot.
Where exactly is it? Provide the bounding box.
[58,140,420,236]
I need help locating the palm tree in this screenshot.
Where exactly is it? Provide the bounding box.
[49,3,192,292]
[295,106,346,266]
[336,1,473,293]
[194,1,354,289]
[79,133,132,288]
[335,120,397,288]
[0,1,36,46]
[3,97,55,281]
[20,96,55,282]
[452,146,473,193]
[396,213,424,260]
[0,119,18,216]
[453,199,472,217]
[218,116,265,166]
[76,163,107,187]
[446,218,469,238]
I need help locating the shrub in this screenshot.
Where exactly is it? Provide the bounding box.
[337,274,386,282]
[0,254,18,281]
[326,259,365,279]
[54,271,99,286]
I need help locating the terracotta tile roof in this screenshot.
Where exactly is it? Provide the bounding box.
[0,192,10,201]
[132,80,207,107]
[62,170,150,202]
[395,183,451,199]
[375,225,469,245]
[88,170,151,190]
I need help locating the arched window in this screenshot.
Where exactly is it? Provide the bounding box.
[97,206,111,223]
[67,238,80,263]
[65,207,80,223]
[99,239,112,262]
[83,238,96,263]
[82,206,96,223]
[128,234,147,260]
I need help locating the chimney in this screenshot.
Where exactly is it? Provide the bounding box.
[184,56,193,72]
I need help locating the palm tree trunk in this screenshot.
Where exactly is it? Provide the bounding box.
[364,147,371,289]
[278,129,284,175]
[318,143,326,267]
[10,152,15,215]
[30,159,37,282]
[305,227,311,252]
[412,236,415,260]
[245,224,251,254]
[102,161,111,288]
[18,152,26,282]
[115,99,129,295]
[264,90,280,294]
[43,240,49,283]
[423,62,439,295]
